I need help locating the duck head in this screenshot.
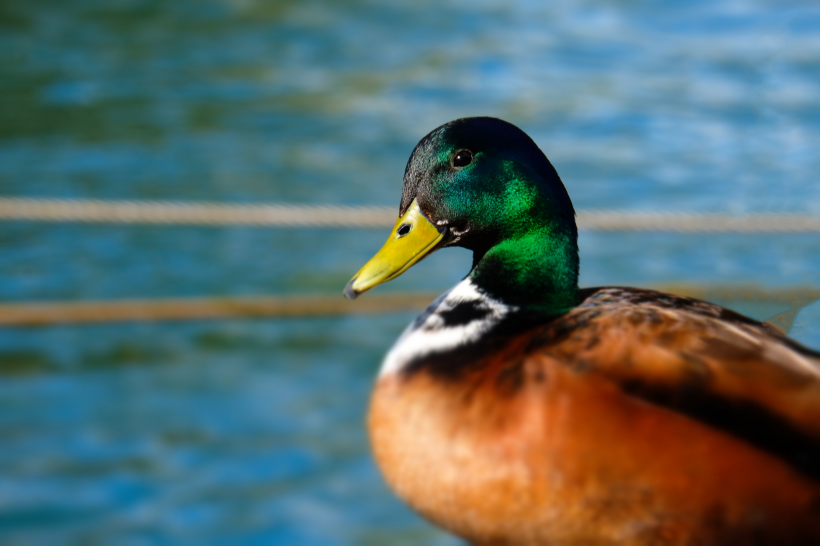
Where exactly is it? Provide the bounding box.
[345,117,579,314]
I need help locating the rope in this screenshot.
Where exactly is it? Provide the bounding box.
[577,210,820,233]
[0,198,394,227]
[1,198,819,232]
[1,286,818,326]
[0,293,438,326]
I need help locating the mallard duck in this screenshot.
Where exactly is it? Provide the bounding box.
[344,117,820,545]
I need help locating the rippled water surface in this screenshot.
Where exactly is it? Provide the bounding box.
[2,0,820,544]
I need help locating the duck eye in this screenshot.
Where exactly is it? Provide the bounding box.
[453,150,473,168]
[397,224,411,237]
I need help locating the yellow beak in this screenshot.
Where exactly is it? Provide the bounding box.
[344,199,444,299]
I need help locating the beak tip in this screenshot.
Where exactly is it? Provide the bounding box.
[344,278,360,300]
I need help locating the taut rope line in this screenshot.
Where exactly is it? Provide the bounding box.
[1,198,819,232]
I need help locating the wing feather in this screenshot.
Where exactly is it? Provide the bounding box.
[526,287,820,478]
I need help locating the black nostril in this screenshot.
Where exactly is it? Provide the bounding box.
[397,224,411,237]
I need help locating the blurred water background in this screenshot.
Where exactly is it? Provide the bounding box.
[2,0,820,544]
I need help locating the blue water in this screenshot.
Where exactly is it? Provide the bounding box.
[2,0,820,543]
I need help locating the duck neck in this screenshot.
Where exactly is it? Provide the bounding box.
[468,225,579,315]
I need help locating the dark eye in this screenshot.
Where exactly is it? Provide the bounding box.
[453,150,473,168]
[397,224,411,237]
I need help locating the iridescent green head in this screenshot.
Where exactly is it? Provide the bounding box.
[346,117,579,314]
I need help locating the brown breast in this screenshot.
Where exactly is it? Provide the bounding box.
[368,290,820,545]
